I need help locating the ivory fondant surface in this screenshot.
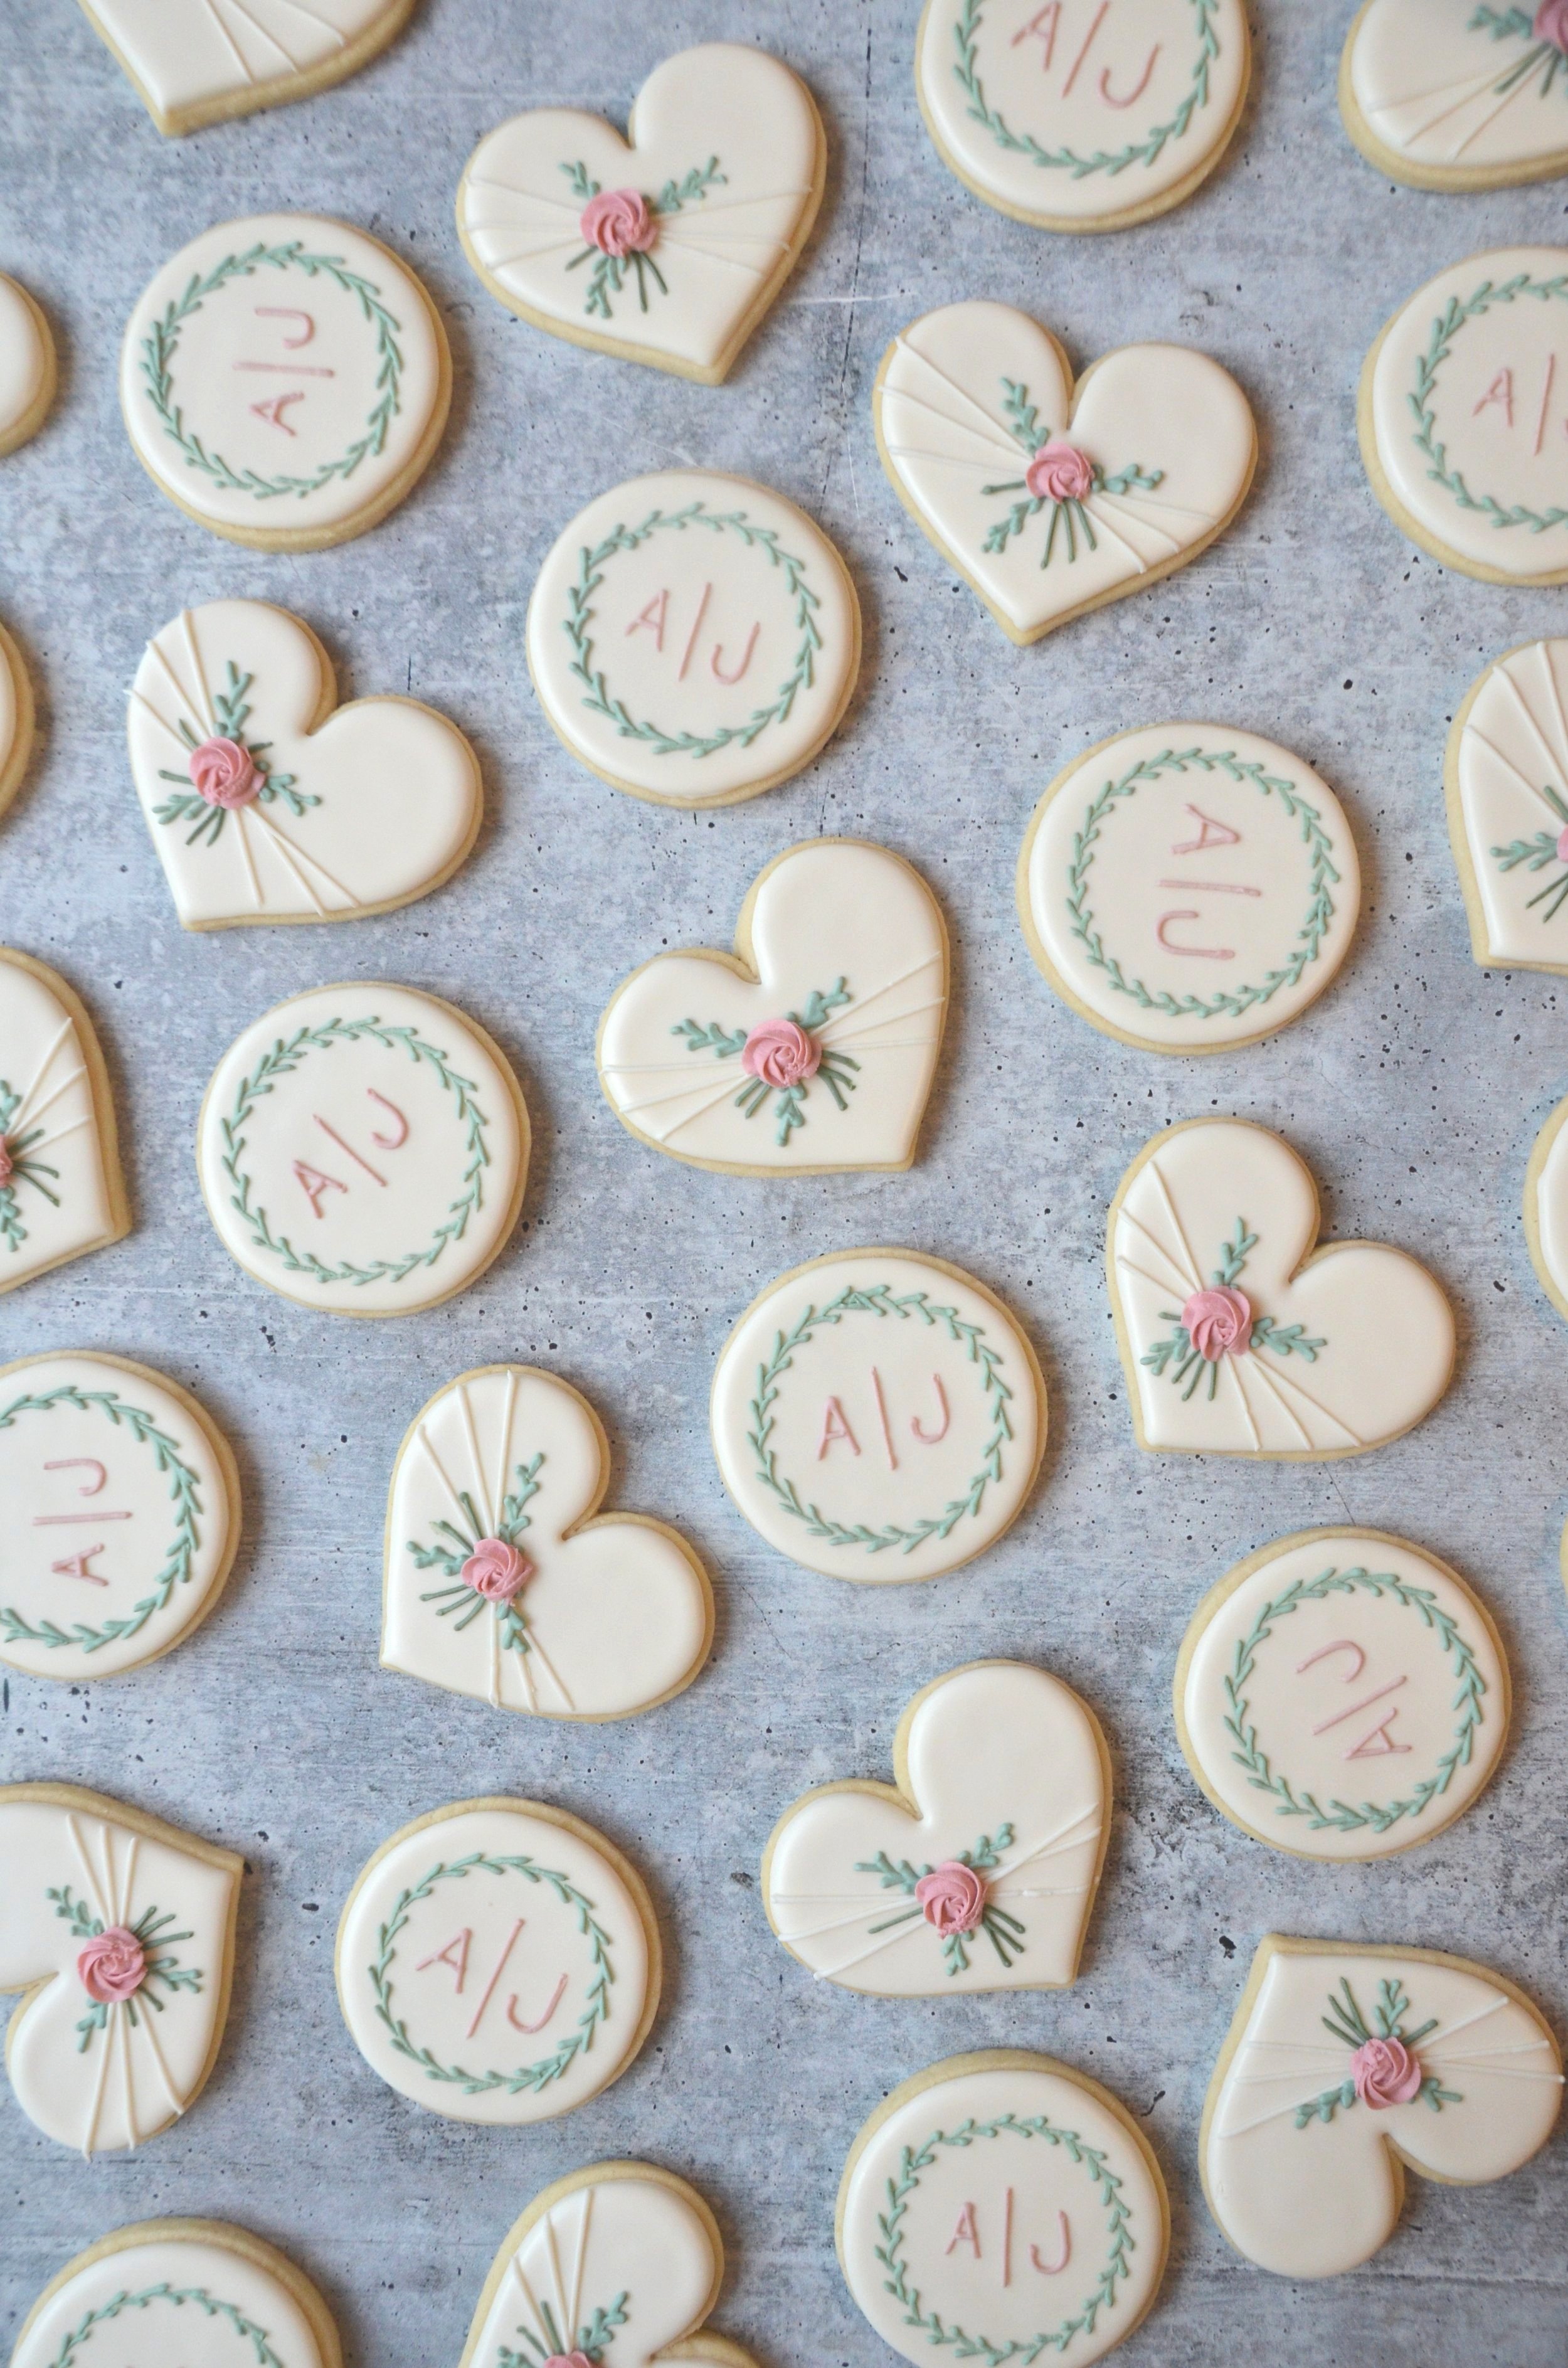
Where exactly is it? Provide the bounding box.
[0,949,128,1297]
[13,2222,340,2368]
[1446,637,1568,970]
[0,273,54,455]
[76,0,416,134]
[1342,0,1568,187]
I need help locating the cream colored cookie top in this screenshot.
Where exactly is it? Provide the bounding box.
[0,948,127,1297]
[1448,637,1568,970]
[78,0,415,135]
[0,273,52,452]
[1344,0,1568,183]
[13,2221,337,2368]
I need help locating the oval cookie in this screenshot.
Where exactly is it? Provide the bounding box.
[76,0,417,137]
[0,947,129,1297]
[1340,0,1568,191]
[0,273,55,456]
[13,2219,341,2368]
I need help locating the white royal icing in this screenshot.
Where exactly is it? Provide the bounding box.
[839,2057,1168,2367]
[14,2226,333,2368]
[77,0,411,134]
[0,274,51,454]
[764,1662,1106,1995]
[0,1789,239,2155]
[597,840,947,1171]
[876,300,1254,644]
[918,0,1249,228]
[1450,637,1568,968]
[458,43,822,381]
[336,1801,654,2126]
[127,600,480,929]
[1020,723,1360,1051]
[1347,0,1568,179]
[0,951,122,1298]
[1204,1939,1562,2278]
[1526,1086,1568,1320]
[710,1250,1045,1584]
[1108,1120,1455,1457]
[527,469,860,805]
[196,982,528,1317]
[381,1366,711,1721]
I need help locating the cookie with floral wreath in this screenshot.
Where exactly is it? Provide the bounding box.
[0,947,130,1298]
[1340,0,1568,191]
[75,0,418,136]
[0,273,55,456]
[13,2219,341,2368]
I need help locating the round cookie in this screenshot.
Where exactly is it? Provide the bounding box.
[75,0,418,137]
[12,2218,341,2368]
[334,1796,660,2126]
[0,273,55,455]
[526,468,861,807]
[1340,0,1568,192]
[0,619,37,825]
[1521,1085,1568,1322]
[0,946,130,1298]
[119,213,450,551]
[1018,723,1360,1053]
[837,2051,1170,2366]
[1444,637,1568,973]
[915,0,1251,232]
[1174,1527,1510,1862]
[195,981,529,1317]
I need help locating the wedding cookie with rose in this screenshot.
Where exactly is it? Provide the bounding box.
[1360,245,1568,585]
[457,43,824,384]
[335,1797,659,2126]
[1444,637,1568,973]
[0,619,36,826]
[0,272,55,456]
[75,0,416,136]
[527,469,860,807]
[0,948,130,1298]
[196,982,529,1317]
[127,600,481,928]
[120,213,450,551]
[916,0,1250,232]
[1202,1936,1562,2278]
[762,1662,1109,1995]
[1107,1119,1455,1458]
[458,2162,760,2368]
[1018,725,1360,1053]
[710,1249,1046,1583]
[1175,1529,1510,1863]
[0,1782,241,2155]
[1340,0,1568,191]
[13,2219,342,2368]
[382,1365,712,1721]
[597,841,947,1172]
[874,300,1254,645]
[1520,1085,1568,1324]
[838,2051,1170,2367]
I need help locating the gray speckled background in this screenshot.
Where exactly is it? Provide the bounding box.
[3,2,1568,2361]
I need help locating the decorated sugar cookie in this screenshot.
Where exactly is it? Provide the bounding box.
[13,2219,341,2368]
[597,841,948,1173]
[1444,637,1568,972]
[710,1249,1046,1583]
[1361,246,1568,585]
[196,982,529,1317]
[1108,1120,1456,1458]
[527,469,860,806]
[1521,1086,1568,1323]
[458,44,825,385]
[128,600,482,928]
[838,2051,1169,2366]
[120,213,450,551]
[763,1662,1109,1995]
[0,620,36,824]
[1202,1936,1562,2278]
[0,1352,240,1682]
[916,0,1250,232]
[1175,1529,1509,1862]
[1018,725,1360,1053]
[77,0,416,137]
[0,947,130,1298]
[335,1797,660,2126]
[1340,0,1568,191]
[874,301,1255,646]
[0,1782,241,2154]
[0,273,55,456]
[382,1365,712,1721]
[459,2163,758,2368]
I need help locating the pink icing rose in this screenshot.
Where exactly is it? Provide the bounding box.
[542,2355,594,2368]
[580,189,657,258]
[1182,1285,1253,1361]
[1025,440,1094,503]
[462,1537,534,1602]
[1555,823,1568,865]
[0,1139,12,1186]
[1350,2036,1424,2110]
[188,736,260,810]
[914,1861,988,1936]
[741,1017,821,1091]
[1536,0,1568,55]
[77,1926,148,2004]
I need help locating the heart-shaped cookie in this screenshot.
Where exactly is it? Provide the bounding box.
[1203,1937,1563,2278]
[0,1782,241,2154]
[0,273,55,457]
[763,1662,1109,1997]
[1108,1118,1455,1458]
[1445,637,1568,974]
[598,840,948,1174]
[75,0,415,135]
[458,43,825,385]
[15,2221,342,2368]
[459,2163,758,2368]
[382,1364,712,1721]
[1340,0,1568,190]
[0,948,129,1298]
[128,600,481,929]
[874,300,1256,645]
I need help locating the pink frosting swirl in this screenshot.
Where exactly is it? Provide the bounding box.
[914,1861,987,1936]
[1025,440,1094,503]
[1182,1285,1253,1361]
[462,1537,534,1602]
[741,1017,821,1091]
[1555,823,1568,865]
[188,736,260,810]
[542,2355,594,2368]
[580,189,657,258]
[77,1926,148,2004]
[1350,2036,1424,2110]
[0,1139,12,1186]
[1537,0,1568,54]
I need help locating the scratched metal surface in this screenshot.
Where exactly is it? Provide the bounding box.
[2,2,1567,2361]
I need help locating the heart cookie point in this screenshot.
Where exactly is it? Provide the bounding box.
[1341,0,1568,191]
[75,0,418,134]
[0,947,130,1298]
